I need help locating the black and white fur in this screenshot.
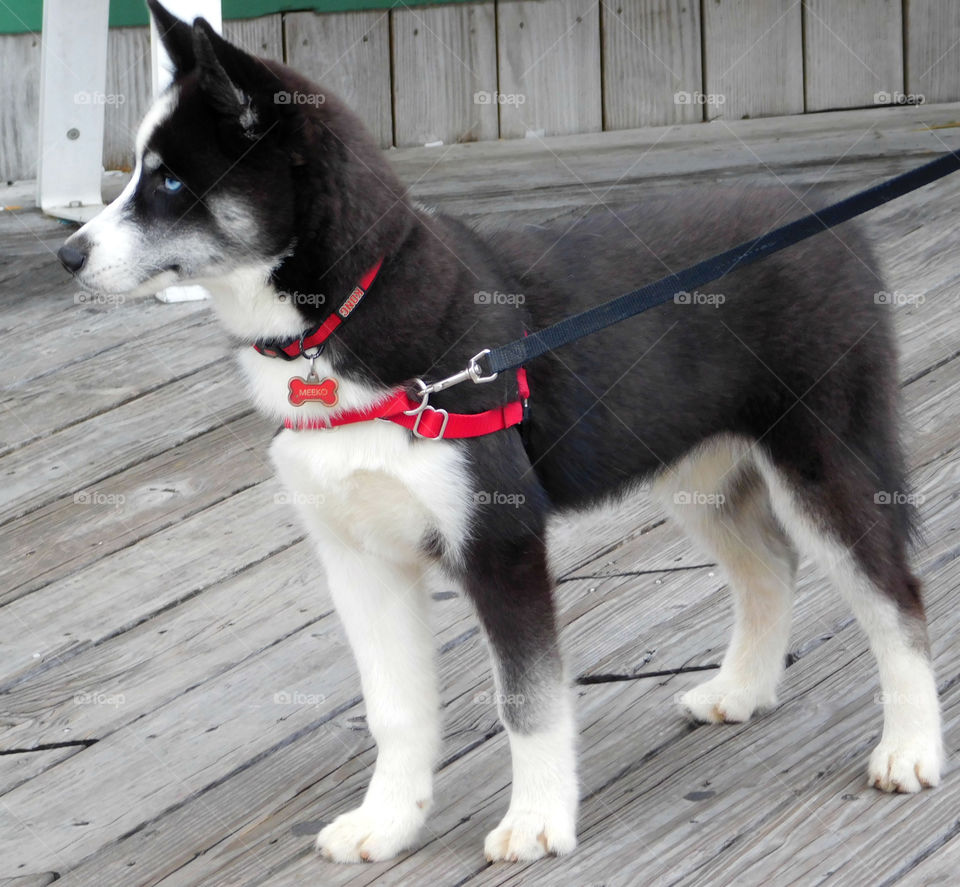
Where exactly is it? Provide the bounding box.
[58,1,943,863]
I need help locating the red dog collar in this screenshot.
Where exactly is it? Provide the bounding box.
[285,368,530,440]
[253,257,384,360]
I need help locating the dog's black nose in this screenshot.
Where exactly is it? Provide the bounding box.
[57,244,87,274]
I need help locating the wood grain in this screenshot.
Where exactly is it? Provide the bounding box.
[284,10,392,148]
[702,0,804,121]
[496,0,602,139]
[601,0,703,129]
[804,0,903,111]
[392,2,498,146]
[906,0,960,103]
[0,33,41,182]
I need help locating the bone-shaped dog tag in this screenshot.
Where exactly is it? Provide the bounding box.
[288,366,339,407]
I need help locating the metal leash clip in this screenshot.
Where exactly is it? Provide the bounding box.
[417,349,498,399]
[402,349,496,440]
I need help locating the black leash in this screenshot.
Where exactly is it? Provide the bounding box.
[477,147,960,378]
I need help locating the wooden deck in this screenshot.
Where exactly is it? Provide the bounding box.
[2,104,960,886]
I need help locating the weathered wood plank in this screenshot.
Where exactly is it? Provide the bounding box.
[391,2,498,146]
[804,0,903,111]
[103,26,151,173]
[0,310,227,454]
[601,0,702,129]
[896,831,960,886]
[0,481,302,692]
[0,412,275,604]
[0,33,41,183]
[906,0,960,104]
[392,103,960,219]
[701,0,804,121]
[0,745,78,796]
[0,363,252,524]
[496,0,602,139]
[283,10,392,148]
[0,543,327,749]
[0,289,206,388]
[222,14,284,63]
[0,615,358,873]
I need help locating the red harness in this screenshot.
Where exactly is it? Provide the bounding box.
[283,367,529,439]
[254,259,530,440]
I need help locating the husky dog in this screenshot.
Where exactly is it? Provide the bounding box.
[58,0,942,863]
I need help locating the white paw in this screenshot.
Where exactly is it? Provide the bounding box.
[483,809,577,862]
[868,736,943,793]
[678,674,776,724]
[316,802,427,863]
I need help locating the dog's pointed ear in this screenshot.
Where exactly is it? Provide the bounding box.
[148,0,195,77]
[191,17,281,137]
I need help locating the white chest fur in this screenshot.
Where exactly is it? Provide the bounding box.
[201,264,474,563]
[270,420,472,564]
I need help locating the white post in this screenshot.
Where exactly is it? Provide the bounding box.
[37,0,111,222]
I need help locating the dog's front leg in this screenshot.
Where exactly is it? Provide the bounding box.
[464,531,579,861]
[313,544,440,862]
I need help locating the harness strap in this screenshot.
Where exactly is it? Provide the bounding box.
[285,368,530,439]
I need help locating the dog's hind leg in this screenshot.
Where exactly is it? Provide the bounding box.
[655,438,799,723]
[756,440,942,793]
[462,528,578,862]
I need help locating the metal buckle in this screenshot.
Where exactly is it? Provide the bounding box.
[410,405,450,439]
[403,379,448,440]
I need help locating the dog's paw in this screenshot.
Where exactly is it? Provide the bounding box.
[316,803,426,863]
[483,809,576,862]
[678,674,775,724]
[868,736,942,793]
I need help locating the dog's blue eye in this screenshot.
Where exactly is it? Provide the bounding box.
[162,176,183,193]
